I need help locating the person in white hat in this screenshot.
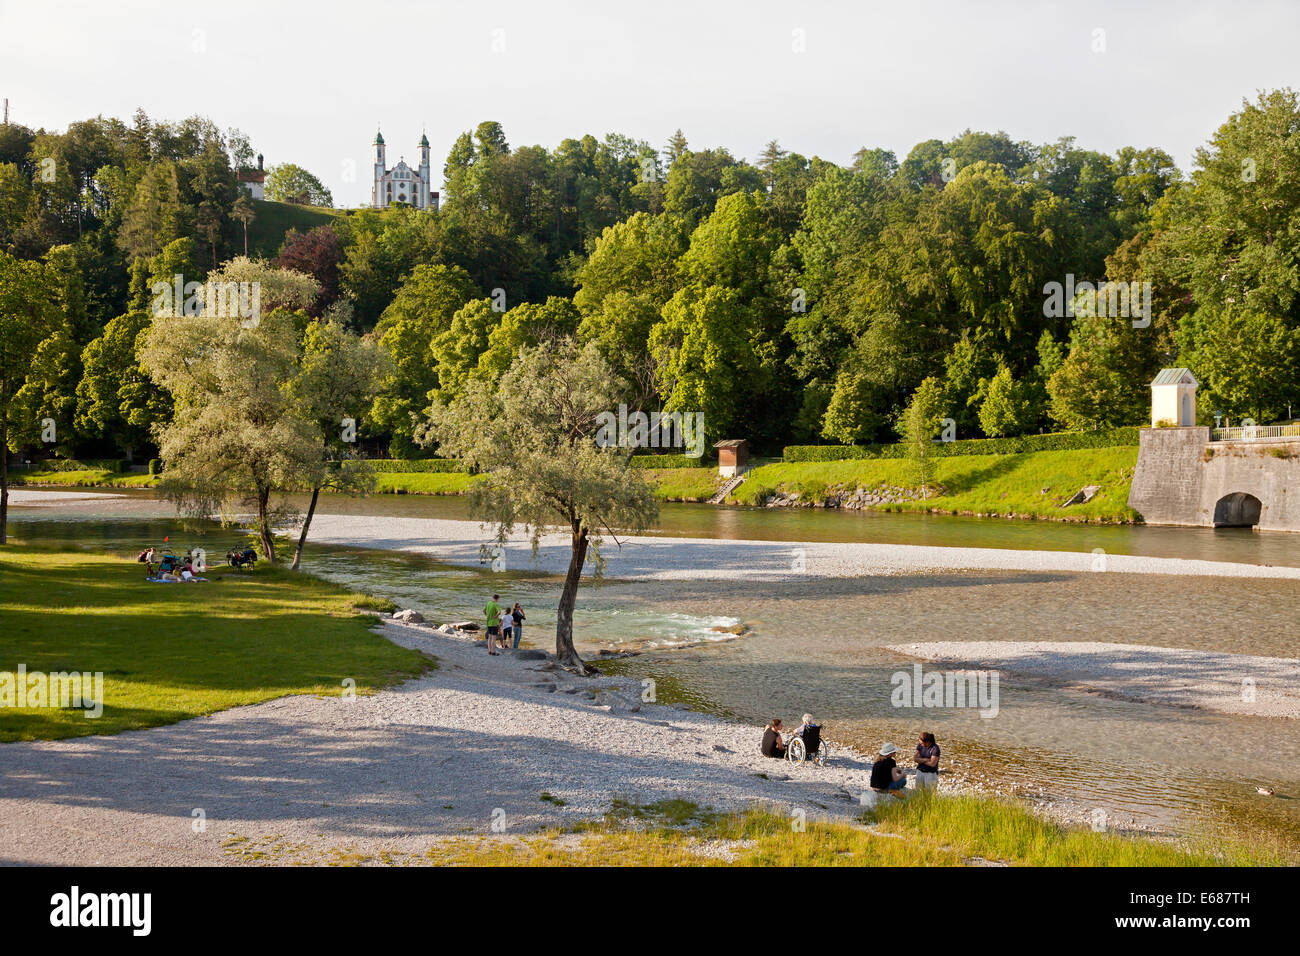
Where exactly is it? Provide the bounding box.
[870,741,908,798]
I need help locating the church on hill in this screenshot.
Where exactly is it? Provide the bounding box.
[371,130,439,211]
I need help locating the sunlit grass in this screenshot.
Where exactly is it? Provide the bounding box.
[377,789,1282,867]
[0,546,429,741]
[738,447,1139,521]
[11,469,156,487]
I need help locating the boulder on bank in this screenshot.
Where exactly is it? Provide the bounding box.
[392,609,425,624]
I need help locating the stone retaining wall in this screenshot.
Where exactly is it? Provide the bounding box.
[1128,426,1300,531]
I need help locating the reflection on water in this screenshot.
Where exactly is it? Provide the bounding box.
[8,493,1300,846]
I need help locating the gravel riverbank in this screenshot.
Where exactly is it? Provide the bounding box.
[2,620,1050,866]
[888,642,1300,719]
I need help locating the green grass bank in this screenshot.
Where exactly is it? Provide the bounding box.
[318,791,1279,867]
[734,446,1140,522]
[0,546,428,742]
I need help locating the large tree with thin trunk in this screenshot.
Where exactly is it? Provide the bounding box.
[0,251,60,544]
[286,318,385,569]
[422,339,659,670]
[139,307,319,561]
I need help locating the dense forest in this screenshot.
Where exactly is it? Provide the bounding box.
[2,90,1299,465]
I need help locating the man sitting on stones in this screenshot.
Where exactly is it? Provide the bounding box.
[760,718,786,759]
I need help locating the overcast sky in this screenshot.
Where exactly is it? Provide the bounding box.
[2,0,1297,206]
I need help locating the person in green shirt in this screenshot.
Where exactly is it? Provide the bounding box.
[484,594,502,655]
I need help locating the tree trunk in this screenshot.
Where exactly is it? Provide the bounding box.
[242,222,248,257]
[257,486,276,563]
[554,523,589,671]
[0,417,8,545]
[290,486,320,570]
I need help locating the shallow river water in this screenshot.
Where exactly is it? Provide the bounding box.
[8,489,1299,847]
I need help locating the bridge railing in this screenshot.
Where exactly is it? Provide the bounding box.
[1211,424,1300,442]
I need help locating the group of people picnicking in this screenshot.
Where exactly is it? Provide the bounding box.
[483,593,526,655]
[763,717,940,796]
[136,546,206,583]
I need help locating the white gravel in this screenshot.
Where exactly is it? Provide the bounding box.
[888,641,1300,718]
[0,621,941,866]
[5,489,126,504]
[306,513,1300,581]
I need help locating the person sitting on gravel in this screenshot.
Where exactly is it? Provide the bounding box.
[761,718,786,759]
[870,742,908,798]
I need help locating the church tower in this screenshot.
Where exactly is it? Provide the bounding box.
[372,130,386,208]
[418,132,431,209]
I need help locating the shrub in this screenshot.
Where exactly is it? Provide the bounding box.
[148,458,162,476]
[356,458,468,473]
[783,427,1141,462]
[629,453,711,469]
[33,458,131,473]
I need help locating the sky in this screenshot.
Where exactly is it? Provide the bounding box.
[2,0,1298,207]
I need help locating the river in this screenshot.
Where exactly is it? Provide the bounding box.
[7,488,1299,848]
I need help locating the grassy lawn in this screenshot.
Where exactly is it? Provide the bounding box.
[244,199,342,258]
[275,791,1275,867]
[372,472,477,495]
[0,546,428,742]
[371,467,718,501]
[639,467,720,501]
[11,469,157,488]
[737,447,1140,522]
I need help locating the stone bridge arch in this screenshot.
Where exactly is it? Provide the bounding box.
[1212,492,1263,528]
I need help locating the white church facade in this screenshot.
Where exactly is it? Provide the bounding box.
[371,131,439,211]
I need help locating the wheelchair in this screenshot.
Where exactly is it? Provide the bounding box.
[785,725,829,766]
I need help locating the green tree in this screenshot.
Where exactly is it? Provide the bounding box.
[76,310,171,460]
[265,163,333,206]
[422,339,658,669]
[287,319,387,569]
[978,364,1031,437]
[118,160,185,261]
[139,309,320,562]
[370,263,479,454]
[1047,287,1157,430]
[429,298,502,404]
[0,251,61,542]
[1176,308,1300,422]
[898,377,948,499]
[231,193,255,256]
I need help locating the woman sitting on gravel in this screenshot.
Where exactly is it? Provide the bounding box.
[761,719,786,759]
[870,742,908,798]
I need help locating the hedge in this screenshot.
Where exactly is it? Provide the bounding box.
[783,427,1141,462]
[629,453,712,469]
[26,458,132,473]
[354,458,469,473]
